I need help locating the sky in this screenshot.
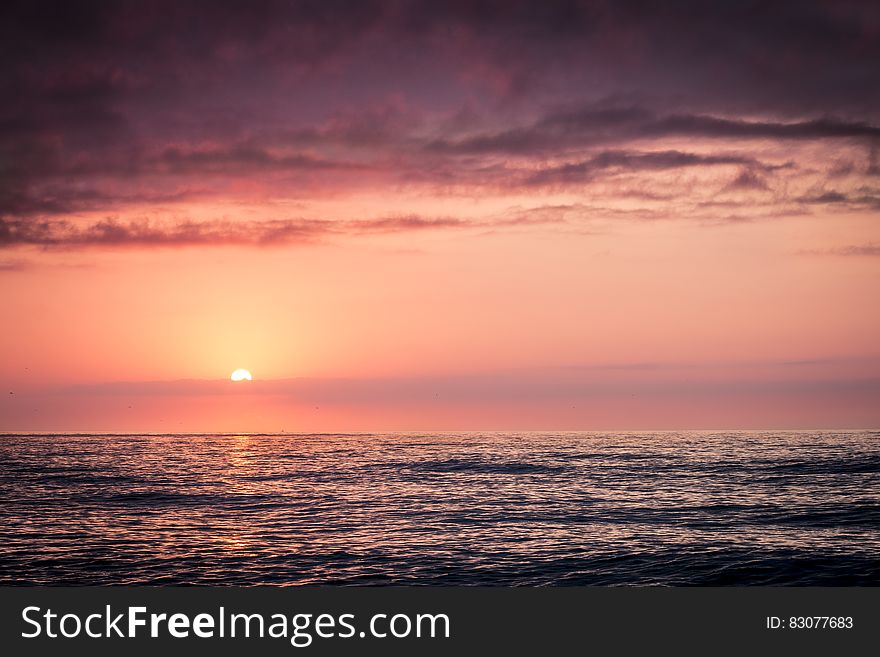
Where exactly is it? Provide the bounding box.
[1,0,879,431]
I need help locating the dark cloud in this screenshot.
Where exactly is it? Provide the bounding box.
[644,114,880,141]
[0,217,282,248]
[526,149,779,185]
[0,143,366,218]
[805,191,850,204]
[726,169,769,191]
[799,189,880,208]
[0,213,563,250]
[158,145,361,175]
[430,108,880,155]
[0,217,392,249]
[1,1,879,238]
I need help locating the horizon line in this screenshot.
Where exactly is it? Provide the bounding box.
[2,427,877,436]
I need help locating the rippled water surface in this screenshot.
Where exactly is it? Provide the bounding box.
[1,431,878,585]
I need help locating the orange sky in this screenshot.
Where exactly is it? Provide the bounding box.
[3,203,879,431]
[2,2,879,431]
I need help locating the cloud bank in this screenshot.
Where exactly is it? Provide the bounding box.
[1,0,879,250]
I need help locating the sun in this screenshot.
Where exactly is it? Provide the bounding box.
[230,368,252,382]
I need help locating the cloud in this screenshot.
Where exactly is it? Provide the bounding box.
[642,114,880,141]
[2,0,879,242]
[157,145,362,175]
[799,190,880,208]
[725,168,769,191]
[429,107,880,155]
[804,191,849,204]
[805,243,880,257]
[868,146,880,176]
[0,212,564,250]
[0,143,365,218]
[525,149,780,185]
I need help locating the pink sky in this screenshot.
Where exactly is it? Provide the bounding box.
[1,1,879,431]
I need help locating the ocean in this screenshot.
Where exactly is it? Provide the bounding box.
[1,431,878,585]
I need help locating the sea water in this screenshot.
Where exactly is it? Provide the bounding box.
[1,431,877,585]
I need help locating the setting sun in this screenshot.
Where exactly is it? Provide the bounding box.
[230,369,252,382]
